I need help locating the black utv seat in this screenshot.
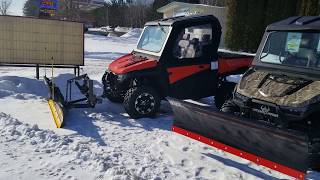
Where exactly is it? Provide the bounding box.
[178,33,190,58]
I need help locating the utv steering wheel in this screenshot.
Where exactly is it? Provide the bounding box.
[280,51,294,64]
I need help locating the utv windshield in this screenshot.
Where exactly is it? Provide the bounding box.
[260,31,320,69]
[137,25,170,53]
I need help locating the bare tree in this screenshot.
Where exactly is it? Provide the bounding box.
[0,0,11,15]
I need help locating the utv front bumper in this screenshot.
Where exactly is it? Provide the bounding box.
[233,92,309,122]
[102,71,128,97]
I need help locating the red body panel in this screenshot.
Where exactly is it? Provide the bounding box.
[218,57,253,75]
[108,53,157,74]
[167,64,210,84]
[108,53,253,82]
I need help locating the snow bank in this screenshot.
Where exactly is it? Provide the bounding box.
[121,28,142,38]
[0,112,127,178]
[101,26,112,31]
[88,28,104,32]
[107,32,119,37]
[0,113,104,168]
[114,26,130,33]
[0,76,47,99]
[226,75,242,83]
[84,34,137,61]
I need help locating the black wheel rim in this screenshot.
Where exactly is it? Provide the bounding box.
[134,93,156,115]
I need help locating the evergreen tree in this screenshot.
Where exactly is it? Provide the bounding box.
[93,3,110,26]
[225,0,248,51]
[244,0,267,52]
[225,0,237,50]
[23,0,40,17]
[225,0,301,52]
[298,0,319,16]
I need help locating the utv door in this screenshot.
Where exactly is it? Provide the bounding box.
[165,23,220,99]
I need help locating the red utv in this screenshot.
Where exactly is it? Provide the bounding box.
[102,15,253,118]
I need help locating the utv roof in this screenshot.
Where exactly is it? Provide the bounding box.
[267,16,320,31]
[145,14,221,27]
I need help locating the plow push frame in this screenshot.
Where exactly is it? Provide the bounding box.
[44,74,101,128]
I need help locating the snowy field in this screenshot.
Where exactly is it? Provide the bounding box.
[0,30,318,180]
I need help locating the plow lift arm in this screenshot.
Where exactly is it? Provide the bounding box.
[44,74,102,128]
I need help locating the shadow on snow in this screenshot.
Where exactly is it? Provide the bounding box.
[203,153,285,180]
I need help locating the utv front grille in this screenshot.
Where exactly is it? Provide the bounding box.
[251,101,279,118]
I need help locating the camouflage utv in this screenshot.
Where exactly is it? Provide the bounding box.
[224,16,320,130]
[168,16,320,179]
[220,16,320,172]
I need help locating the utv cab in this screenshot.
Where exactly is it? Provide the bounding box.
[102,15,253,118]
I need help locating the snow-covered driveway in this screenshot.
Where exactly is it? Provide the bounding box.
[0,31,316,180]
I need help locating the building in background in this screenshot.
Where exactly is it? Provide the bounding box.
[157,1,226,47]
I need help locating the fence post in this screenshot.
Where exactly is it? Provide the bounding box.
[36,64,40,80]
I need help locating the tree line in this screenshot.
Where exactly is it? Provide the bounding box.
[226,0,320,52]
[22,0,320,52]
[23,0,225,27]
[92,0,213,27]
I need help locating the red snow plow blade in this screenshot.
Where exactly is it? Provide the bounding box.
[167,97,312,179]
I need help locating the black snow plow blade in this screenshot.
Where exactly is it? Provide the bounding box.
[168,97,311,179]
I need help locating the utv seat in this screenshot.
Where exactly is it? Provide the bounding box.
[200,34,211,56]
[201,34,211,45]
[298,48,318,67]
[178,34,191,58]
[185,38,201,58]
[298,38,319,67]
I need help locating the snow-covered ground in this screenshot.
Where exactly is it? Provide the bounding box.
[0,31,318,180]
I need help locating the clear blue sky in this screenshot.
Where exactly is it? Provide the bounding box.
[10,0,27,16]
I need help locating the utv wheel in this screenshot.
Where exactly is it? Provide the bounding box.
[215,82,236,109]
[124,87,160,119]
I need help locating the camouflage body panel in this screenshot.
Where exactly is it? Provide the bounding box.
[236,69,320,108]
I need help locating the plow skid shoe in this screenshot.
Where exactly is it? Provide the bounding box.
[167,98,309,179]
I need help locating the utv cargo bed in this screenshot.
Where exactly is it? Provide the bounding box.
[168,97,310,179]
